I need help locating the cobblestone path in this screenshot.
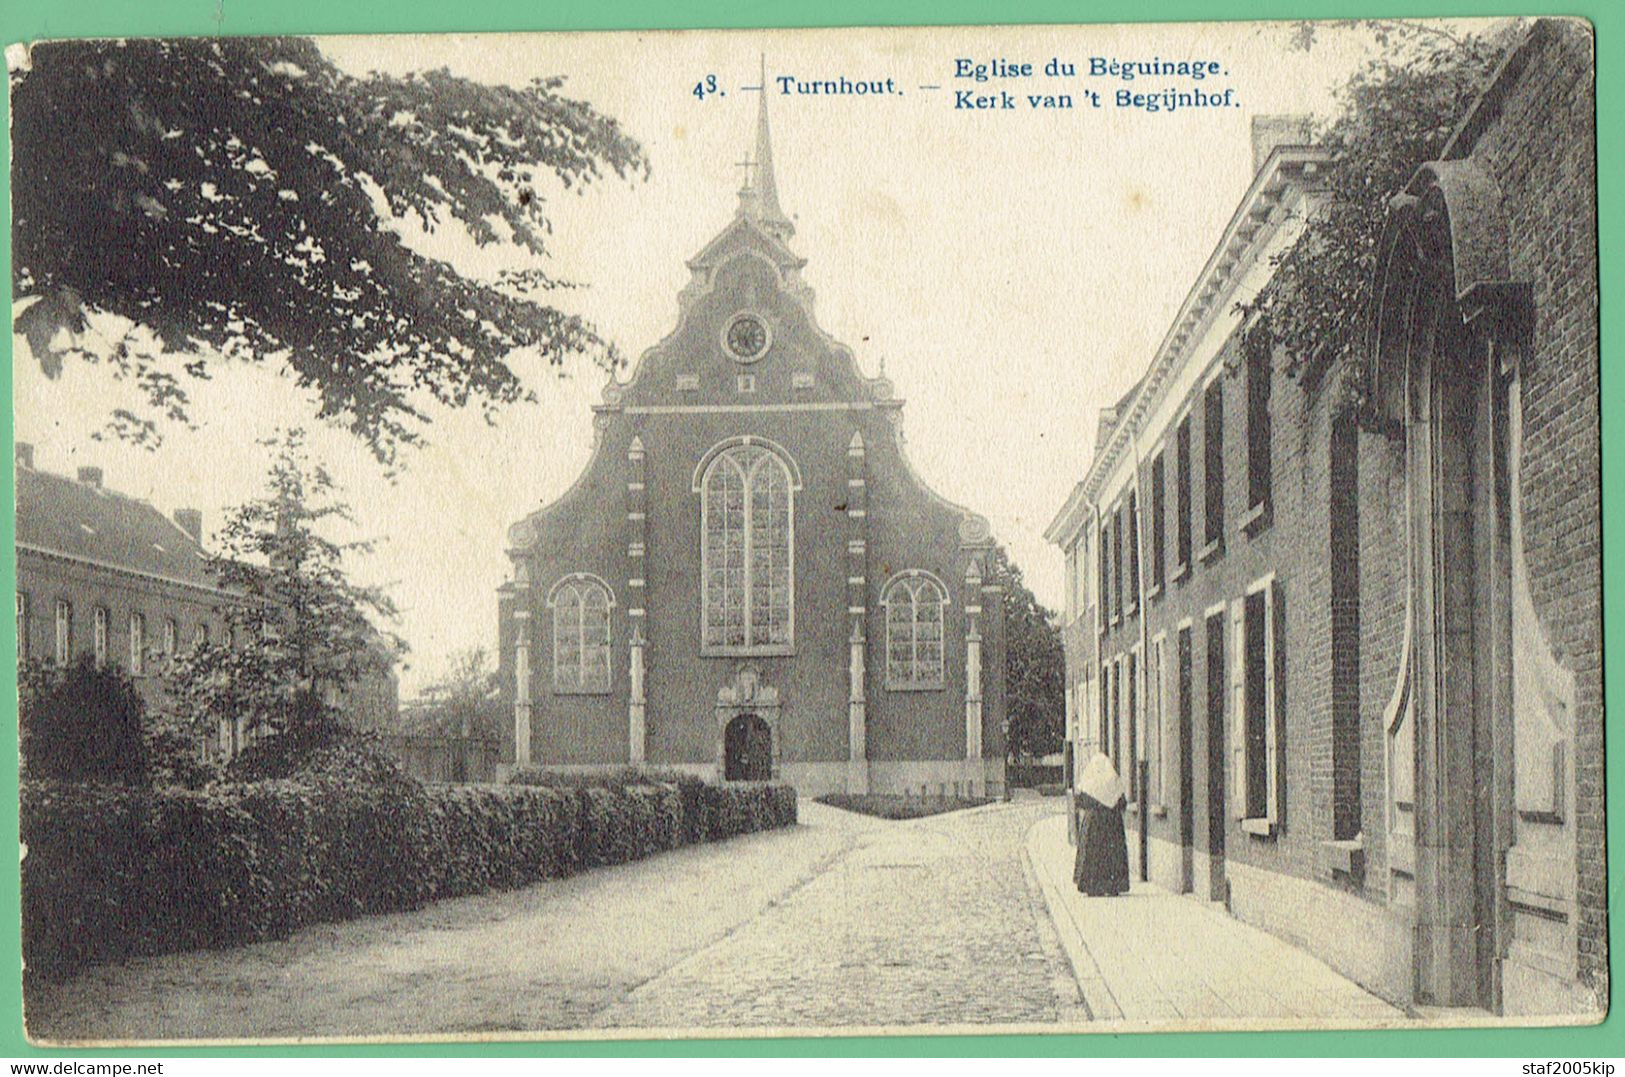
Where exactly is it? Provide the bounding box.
[591,799,1083,1033]
[28,798,1077,1043]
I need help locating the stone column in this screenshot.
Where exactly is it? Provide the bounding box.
[964,560,984,795]
[846,430,870,794]
[629,624,647,764]
[513,610,532,767]
[848,616,867,789]
[627,434,649,765]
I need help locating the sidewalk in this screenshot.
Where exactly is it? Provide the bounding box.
[1025,813,1405,1029]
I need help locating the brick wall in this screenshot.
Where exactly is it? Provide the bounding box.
[1067,15,1598,1012]
[17,549,231,717]
[1462,19,1602,990]
[1096,322,1375,893]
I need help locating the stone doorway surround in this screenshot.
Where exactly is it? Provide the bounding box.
[715,665,781,781]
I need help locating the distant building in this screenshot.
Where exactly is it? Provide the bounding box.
[16,444,231,726]
[1046,20,1600,1017]
[497,86,1007,796]
[15,444,399,754]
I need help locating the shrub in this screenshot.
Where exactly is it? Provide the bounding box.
[226,708,415,790]
[142,721,220,790]
[20,658,149,784]
[21,772,796,980]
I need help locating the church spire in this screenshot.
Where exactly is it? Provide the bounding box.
[737,55,794,242]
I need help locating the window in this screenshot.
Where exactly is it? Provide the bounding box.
[1205,610,1227,854]
[1149,634,1166,807]
[701,443,794,652]
[883,571,947,689]
[1109,656,1122,773]
[1233,579,1285,831]
[1098,522,1109,630]
[1245,331,1273,519]
[164,619,178,668]
[1203,379,1225,555]
[1064,546,1078,622]
[1126,648,1139,803]
[1175,416,1193,573]
[93,607,109,666]
[1111,508,1123,624]
[1177,625,1195,844]
[1098,653,1111,754]
[129,613,145,675]
[1125,490,1140,615]
[16,593,28,663]
[1150,452,1166,593]
[1077,530,1091,616]
[55,600,72,665]
[550,575,613,694]
[193,623,209,651]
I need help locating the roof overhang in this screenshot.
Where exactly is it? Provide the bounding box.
[1068,144,1333,511]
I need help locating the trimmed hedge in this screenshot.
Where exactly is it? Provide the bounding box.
[21,774,796,980]
[507,767,797,847]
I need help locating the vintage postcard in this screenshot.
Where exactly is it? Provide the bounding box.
[8,16,1602,1045]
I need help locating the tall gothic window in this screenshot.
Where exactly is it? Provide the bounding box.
[93,607,109,667]
[883,571,947,689]
[701,443,794,651]
[54,600,71,665]
[129,613,145,675]
[550,575,613,693]
[16,593,29,663]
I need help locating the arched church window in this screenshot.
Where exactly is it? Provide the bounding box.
[883,571,948,689]
[549,575,613,693]
[701,443,794,652]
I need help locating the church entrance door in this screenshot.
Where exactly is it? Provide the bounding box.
[724,713,772,782]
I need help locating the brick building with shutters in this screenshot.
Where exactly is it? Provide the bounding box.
[15,444,400,756]
[16,445,244,752]
[1046,20,1600,1018]
[496,87,1007,797]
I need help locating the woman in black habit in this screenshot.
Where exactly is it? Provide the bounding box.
[1073,752,1131,896]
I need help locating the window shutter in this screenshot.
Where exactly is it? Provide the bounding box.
[1230,598,1247,819]
[1264,581,1280,826]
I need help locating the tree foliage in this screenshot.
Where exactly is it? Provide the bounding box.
[1239,20,1512,402]
[19,658,150,784]
[168,428,402,742]
[402,646,504,741]
[994,547,1065,762]
[11,36,648,462]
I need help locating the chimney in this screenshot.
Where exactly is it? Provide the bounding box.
[77,466,103,488]
[173,508,203,544]
[1250,114,1314,176]
[15,443,33,470]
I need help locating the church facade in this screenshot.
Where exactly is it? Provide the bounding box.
[496,93,1007,797]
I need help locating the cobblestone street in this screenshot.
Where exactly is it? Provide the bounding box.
[28,799,1079,1043]
[590,799,1083,1033]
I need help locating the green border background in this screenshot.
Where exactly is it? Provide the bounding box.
[0,0,1615,1059]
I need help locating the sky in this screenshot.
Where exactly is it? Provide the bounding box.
[11,19,1499,695]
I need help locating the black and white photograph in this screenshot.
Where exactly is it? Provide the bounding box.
[7,16,1602,1044]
